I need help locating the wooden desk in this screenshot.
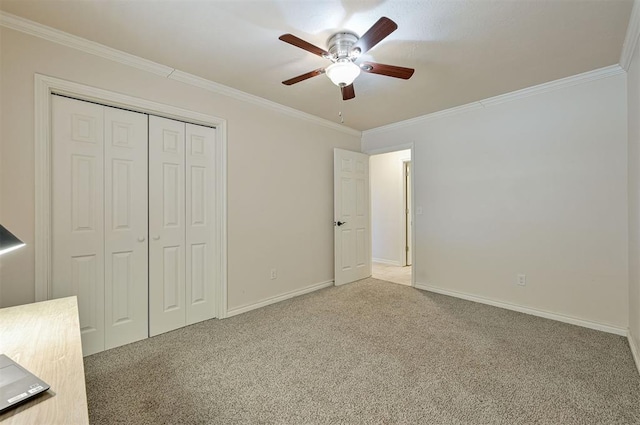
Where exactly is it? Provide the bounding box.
[0,297,89,424]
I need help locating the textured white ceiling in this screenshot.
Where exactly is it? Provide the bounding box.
[0,0,633,131]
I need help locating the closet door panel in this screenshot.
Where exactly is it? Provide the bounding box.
[186,124,217,324]
[104,106,149,349]
[149,116,186,336]
[51,96,105,356]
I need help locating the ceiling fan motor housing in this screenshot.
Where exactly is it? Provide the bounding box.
[327,32,359,60]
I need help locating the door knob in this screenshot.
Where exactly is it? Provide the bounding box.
[137,236,146,242]
[152,235,160,241]
[334,221,347,227]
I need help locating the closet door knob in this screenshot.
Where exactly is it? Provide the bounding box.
[152,235,160,241]
[137,236,146,242]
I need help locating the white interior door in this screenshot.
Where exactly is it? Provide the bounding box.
[104,106,149,349]
[185,123,217,324]
[149,116,186,336]
[51,95,220,351]
[52,95,106,356]
[334,148,371,286]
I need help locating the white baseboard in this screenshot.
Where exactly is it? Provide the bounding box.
[414,283,628,336]
[226,280,334,318]
[372,258,403,266]
[629,331,640,375]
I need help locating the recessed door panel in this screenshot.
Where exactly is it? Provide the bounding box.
[163,130,180,153]
[190,135,206,156]
[163,163,181,227]
[190,243,206,304]
[190,166,207,226]
[341,178,353,218]
[341,230,352,271]
[111,251,133,325]
[71,155,96,232]
[71,114,98,144]
[163,245,182,311]
[356,228,366,267]
[72,254,98,333]
[356,178,366,217]
[111,121,134,149]
[111,159,132,230]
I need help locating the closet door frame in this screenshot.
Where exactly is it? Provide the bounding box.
[34,74,228,319]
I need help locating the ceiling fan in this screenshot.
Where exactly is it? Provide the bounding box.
[279,17,415,101]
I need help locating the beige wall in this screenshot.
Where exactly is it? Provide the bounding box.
[0,27,361,310]
[363,73,629,329]
[370,149,411,265]
[628,35,640,361]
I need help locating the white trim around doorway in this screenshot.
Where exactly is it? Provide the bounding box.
[402,158,412,267]
[34,73,229,318]
[365,143,415,287]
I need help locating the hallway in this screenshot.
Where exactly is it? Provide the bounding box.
[371,262,412,286]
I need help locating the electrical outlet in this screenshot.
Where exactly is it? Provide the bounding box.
[270,268,277,280]
[517,274,526,286]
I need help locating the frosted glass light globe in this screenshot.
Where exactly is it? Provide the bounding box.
[325,61,361,87]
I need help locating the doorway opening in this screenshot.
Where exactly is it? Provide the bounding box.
[370,149,413,286]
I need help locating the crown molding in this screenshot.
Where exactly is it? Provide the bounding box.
[0,11,361,138]
[363,103,484,136]
[169,70,362,137]
[479,64,624,107]
[620,0,640,71]
[364,64,625,136]
[0,12,174,77]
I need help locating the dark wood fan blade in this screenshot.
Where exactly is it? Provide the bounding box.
[279,34,330,58]
[282,68,325,85]
[360,62,414,79]
[352,17,397,55]
[341,84,355,100]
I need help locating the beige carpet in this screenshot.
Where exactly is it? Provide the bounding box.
[84,278,640,424]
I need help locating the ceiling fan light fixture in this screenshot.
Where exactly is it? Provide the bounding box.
[326,61,361,87]
[279,17,413,100]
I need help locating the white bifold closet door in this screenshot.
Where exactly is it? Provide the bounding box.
[149,116,216,336]
[52,95,148,356]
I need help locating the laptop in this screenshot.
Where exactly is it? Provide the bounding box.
[0,354,50,413]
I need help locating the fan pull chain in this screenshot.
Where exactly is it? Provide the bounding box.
[337,92,345,124]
